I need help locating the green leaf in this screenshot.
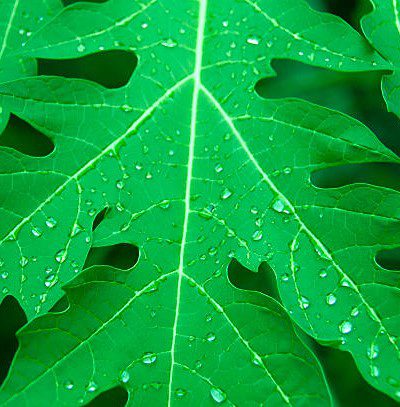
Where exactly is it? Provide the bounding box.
[1,0,399,403]
[362,0,400,117]
[0,0,62,132]
[0,266,333,405]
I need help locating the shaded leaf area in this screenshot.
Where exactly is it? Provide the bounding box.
[0,0,399,405]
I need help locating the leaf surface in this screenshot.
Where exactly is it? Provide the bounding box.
[362,0,400,117]
[1,0,400,403]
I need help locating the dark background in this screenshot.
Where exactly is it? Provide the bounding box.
[1,0,399,405]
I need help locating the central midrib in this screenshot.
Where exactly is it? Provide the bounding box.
[166,0,208,404]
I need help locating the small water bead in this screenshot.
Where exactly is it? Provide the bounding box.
[86,381,97,392]
[175,388,187,398]
[1,271,8,279]
[161,38,177,48]
[252,230,263,241]
[367,345,379,360]
[55,249,67,264]
[120,370,130,383]
[206,332,216,342]
[159,200,170,209]
[45,217,57,228]
[319,269,328,278]
[116,180,125,189]
[121,104,133,113]
[271,198,289,214]
[64,380,74,390]
[246,36,260,45]
[281,273,289,282]
[142,352,157,364]
[370,366,380,377]
[210,387,226,404]
[45,274,58,288]
[299,296,310,310]
[351,306,359,317]
[220,188,233,200]
[31,226,42,237]
[326,293,337,306]
[250,206,258,215]
[77,44,86,53]
[214,163,223,173]
[339,321,352,334]
[20,256,28,267]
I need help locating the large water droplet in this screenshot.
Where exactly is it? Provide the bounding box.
[326,293,337,306]
[339,321,352,334]
[210,387,226,404]
[120,370,130,383]
[55,249,67,264]
[142,352,157,364]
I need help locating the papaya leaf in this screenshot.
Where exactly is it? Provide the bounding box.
[0,0,62,133]
[1,0,399,403]
[362,0,400,117]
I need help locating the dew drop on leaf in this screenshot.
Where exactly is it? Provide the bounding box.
[142,352,157,365]
[210,387,226,404]
[339,321,352,334]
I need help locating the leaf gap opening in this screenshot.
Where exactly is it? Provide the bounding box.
[256,59,400,154]
[376,248,400,271]
[311,163,400,191]
[63,0,108,5]
[0,296,27,385]
[312,340,398,406]
[49,295,69,313]
[0,114,54,157]
[84,243,139,270]
[228,259,279,301]
[92,207,109,231]
[38,50,137,89]
[87,386,128,406]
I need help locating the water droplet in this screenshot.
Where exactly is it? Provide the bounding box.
[55,249,67,264]
[31,226,42,237]
[120,370,130,383]
[77,44,86,52]
[175,388,187,398]
[121,104,133,112]
[351,306,359,317]
[86,381,97,392]
[326,293,337,306]
[271,198,289,214]
[206,332,216,342]
[45,274,58,288]
[319,269,328,278]
[281,273,289,282]
[246,36,260,45]
[116,180,125,189]
[45,217,57,228]
[142,352,157,364]
[371,366,380,377]
[299,296,310,310]
[160,200,170,209]
[19,256,28,267]
[252,230,263,241]
[64,380,74,390]
[220,188,233,200]
[210,387,226,403]
[367,345,379,360]
[214,163,223,173]
[339,321,352,334]
[161,38,177,48]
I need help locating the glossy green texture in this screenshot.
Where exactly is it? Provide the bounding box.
[0,0,399,404]
[0,0,62,133]
[362,0,400,117]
